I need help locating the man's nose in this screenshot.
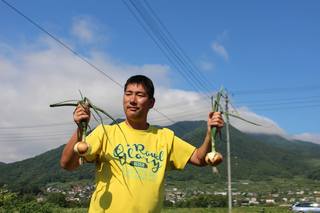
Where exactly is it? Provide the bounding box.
[129,94,137,104]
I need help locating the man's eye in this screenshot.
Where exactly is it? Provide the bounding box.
[137,93,147,97]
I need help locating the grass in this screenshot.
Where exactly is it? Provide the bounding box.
[55,207,291,213]
[162,207,291,213]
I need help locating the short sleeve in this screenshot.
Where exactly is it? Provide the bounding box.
[168,136,196,170]
[84,125,106,162]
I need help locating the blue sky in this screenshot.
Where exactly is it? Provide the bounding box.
[0,0,319,162]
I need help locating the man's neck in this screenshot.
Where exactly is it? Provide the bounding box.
[125,119,149,130]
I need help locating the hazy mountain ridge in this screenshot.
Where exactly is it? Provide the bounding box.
[1,120,319,192]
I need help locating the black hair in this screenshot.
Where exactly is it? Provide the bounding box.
[124,75,155,99]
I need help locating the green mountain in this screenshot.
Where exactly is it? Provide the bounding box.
[167,122,320,183]
[0,147,95,193]
[0,121,319,192]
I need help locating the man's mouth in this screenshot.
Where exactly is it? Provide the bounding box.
[128,106,139,111]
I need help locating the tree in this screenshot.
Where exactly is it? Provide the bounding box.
[46,192,68,207]
[0,185,18,209]
[176,194,227,208]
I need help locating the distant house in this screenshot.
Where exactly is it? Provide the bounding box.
[249,197,259,205]
[296,191,304,195]
[214,191,227,196]
[265,199,276,204]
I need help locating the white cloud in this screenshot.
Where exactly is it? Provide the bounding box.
[211,31,229,61]
[229,106,320,145]
[0,34,200,163]
[1,24,318,163]
[211,41,229,61]
[1,36,318,163]
[291,133,320,144]
[71,16,106,44]
[3,42,318,163]
[0,28,212,162]
[199,60,215,71]
[150,89,209,125]
[229,106,287,136]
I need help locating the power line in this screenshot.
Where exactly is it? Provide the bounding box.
[123,0,213,98]
[143,0,214,92]
[231,85,320,96]
[234,95,320,105]
[1,0,123,88]
[1,94,318,131]
[139,0,213,93]
[157,89,320,110]
[0,136,69,143]
[0,132,71,140]
[0,122,73,129]
[234,97,320,108]
[247,103,320,111]
[1,103,319,143]
[1,0,188,128]
[123,0,204,94]
[0,129,72,136]
[152,102,320,122]
[5,0,317,137]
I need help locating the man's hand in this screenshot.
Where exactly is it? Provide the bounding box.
[73,104,91,124]
[207,111,224,133]
[189,111,224,167]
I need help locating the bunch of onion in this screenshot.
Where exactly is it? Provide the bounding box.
[50,95,123,163]
[205,151,223,166]
[205,88,262,171]
[73,119,90,156]
[205,89,224,170]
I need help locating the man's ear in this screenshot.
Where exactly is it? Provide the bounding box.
[149,98,155,109]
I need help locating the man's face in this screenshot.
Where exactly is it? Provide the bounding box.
[123,83,155,121]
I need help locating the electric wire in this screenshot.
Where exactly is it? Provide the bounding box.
[136,0,213,93]
[234,95,320,105]
[143,0,214,92]
[123,0,204,95]
[1,0,190,130]
[245,103,320,111]
[0,132,71,140]
[135,0,213,97]
[2,98,319,141]
[123,0,213,99]
[128,0,207,92]
[157,87,320,110]
[1,0,122,88]
[2,0,319,144]
[123,0,205,95]
[231,85,320,96]
[0,122,73,129]
[1,95,319,131]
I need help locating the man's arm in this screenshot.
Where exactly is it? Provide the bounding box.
[60,104,90,171]
[189,112,224,167]
[60,129,81,170]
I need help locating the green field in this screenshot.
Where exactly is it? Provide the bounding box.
[53,207,291,213]
[163,207,291,213]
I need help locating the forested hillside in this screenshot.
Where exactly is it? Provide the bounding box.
[1,121,319,192]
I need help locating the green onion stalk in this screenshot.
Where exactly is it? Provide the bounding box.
[205,88,262,173]
[205,89,224,171]
[51,94,140,195]
[50,96,121,165]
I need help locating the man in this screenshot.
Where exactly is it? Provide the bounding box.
[60,75,224,213]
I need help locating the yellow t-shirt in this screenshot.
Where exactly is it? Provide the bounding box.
[84,121,196,213]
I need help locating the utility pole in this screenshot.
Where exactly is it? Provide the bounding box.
[225,93,232,213]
